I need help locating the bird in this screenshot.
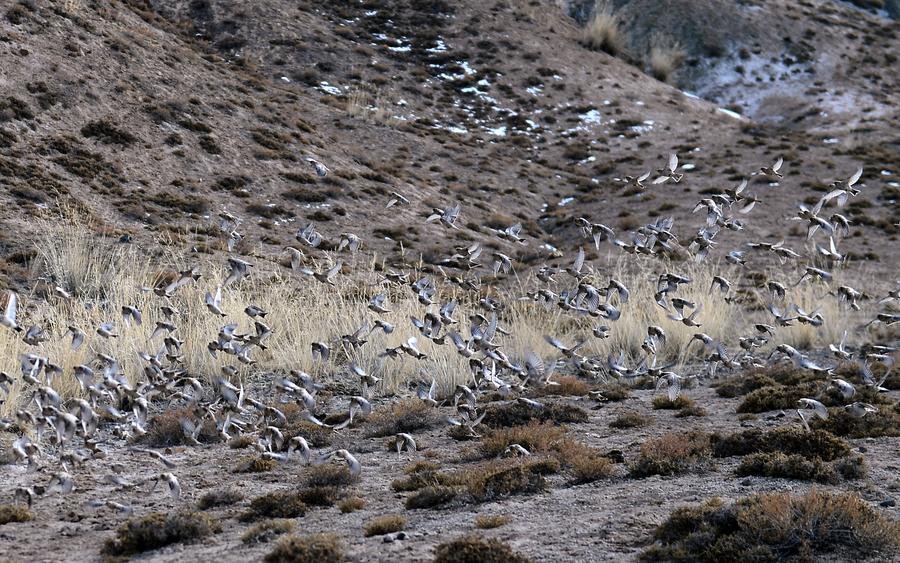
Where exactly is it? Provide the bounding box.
[386,191,410,208]
[224,257,253,286]
[205,286,226,316]
[306,157,329,177]
[822,167,863,206]
[757,157,784,178]
[1,292,21,332]
[652,153,683,184]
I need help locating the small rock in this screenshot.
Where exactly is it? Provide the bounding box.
[383,532,409,543]
[858,446,868,453]
[880,498,895,508]
[605,449,625,463]
[741,479,752,486]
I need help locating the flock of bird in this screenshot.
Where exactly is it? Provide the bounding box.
[0,152,897,528]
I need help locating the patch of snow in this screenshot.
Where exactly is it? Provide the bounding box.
[580,109,603,124]
[682,91,700,99]
[427,39,448,53]
[486,126,507,137]
[319,82,342,95]
[526,86,543,96]
[280,76,291,83]
[716,107,744,120]
[559,197,575,207]
[880,170,892,176]
[823,138,840,144]
[682,163,696,171]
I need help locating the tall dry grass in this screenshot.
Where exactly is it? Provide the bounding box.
[0,221,884,415]
[581,1,624,56]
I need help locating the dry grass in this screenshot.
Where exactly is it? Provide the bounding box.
[337,497,365,513]
[305,464,359,488]
[434,535,532,563]
[629,431,713,478]
[240,491,307,522]
[242,519,295,545]
[196,488,244,510]
[363,514,407,537]
[233,456,279,473]
[581,1,624,56]
[0,222,878,417]
[103,511,220,556]
[647,34,686,84]
[609,410,652,429]
[0,504,32,524]
[265,533,343,563]
[481,402,589,428]
[365,399,441,437]
[642,490,900,561]
[474,514,510,529]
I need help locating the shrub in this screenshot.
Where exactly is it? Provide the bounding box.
[711,428,850,461]
[241,491,307,522]
[363,514,407,537]
[283,421,333,448]
[641,490,900,561]
[365,399,441,437]
[736,452,866,483]
[0,504,32,524]
[265,534,343,563]
[141,408,218,447]
[630,431,713,478]
[242,519,295,545]
[581,1,624,56]
[737,382,818,413]
[405,485,458,510]
[474,515,510,529]
[234,456,279,473]
[652,396,695,410]
[104,512,220,556]
[337,497,365,513]
[811,406,900,438]
[480,422,568,458]
[297,486,341,507]
[306,464,359,488]
[610,410,652,428]
[80,119,137,146]
[434,535,531,563]
[481,402,588,428]
[595,383,630,401]
[197,489,244,510]
[712,373,777,398]
[567,448,616,484]
[647,35,686,84]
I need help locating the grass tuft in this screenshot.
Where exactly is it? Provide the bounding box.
[434,535,532,563]
[363,514,407,537]
[103,512,220,556]
[265,533,343,563]
[0,504,32,524]
[630,431,713,478]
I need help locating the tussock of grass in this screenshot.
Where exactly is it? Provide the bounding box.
[365,399,441,437]
[529,375,593,397]
[480,422,567,458]
[363,514,406,537]
[265,533,343,563]
[229,435,256,449]
[474,514,510,529]
[242,519,295,545]
[595,383,631,401]
[0,504,32,524]
[647,35,686,84]
[405,485,458,510]
[306,464,359,488]
[711,428,850,461]
[283,421,333,448]
[197,488,243,510]
[652,396,695,410]
[610,410,652,428]
[641,490,900,561]
[434,535,531,563]
[580,1,624,56]
[674,404,708,417]
[241,491,307,522]
[141,408,218,447]
[736,452,866,483]
[481,402,588,428]
[737,382,818,413]
[337,497,365,513]
[630,431,713,478]
[234,456,279,473]
[297,486,341,507]
[104,512,220,556]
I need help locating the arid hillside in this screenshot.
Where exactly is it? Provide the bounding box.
[1,0,898,284]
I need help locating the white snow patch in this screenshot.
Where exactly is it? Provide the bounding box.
[558,197,575,207]
[319,82,342,95]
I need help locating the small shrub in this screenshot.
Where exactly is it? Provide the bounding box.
[241,491,307,522]
[283,421,333,448]
[242,519,295,545]
[434,535,531,563]
[711,428,850,461]
[0,504,32,524]
[141,408,218,447]
[630,431,713,478]
[712,373,777,398]
[468,463,546,502]
[363,514,406,537]
[229,435,255,449]
[474,514,510,529]
[595,383,630,401]
[567,448,616,484]
[647,35,686,84]
[81,119,137,146]
[405,485,458,510]
[197,489,243,510]
[265,533,343,563]
[365,399,441,437]
[652,396,695,410]
[641,490,900,561]
[337,497,365,513]
[481,402,588,428]
[297,486,341,507]
[104,512,220,556]
[812,406,900,438]
[737,383,817,413]
[306,464,359,488]
[735,452,863,483]
[234,456,278,473]
[480,422,568,458]
[675,404,708,417]
[610,410,652,428]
